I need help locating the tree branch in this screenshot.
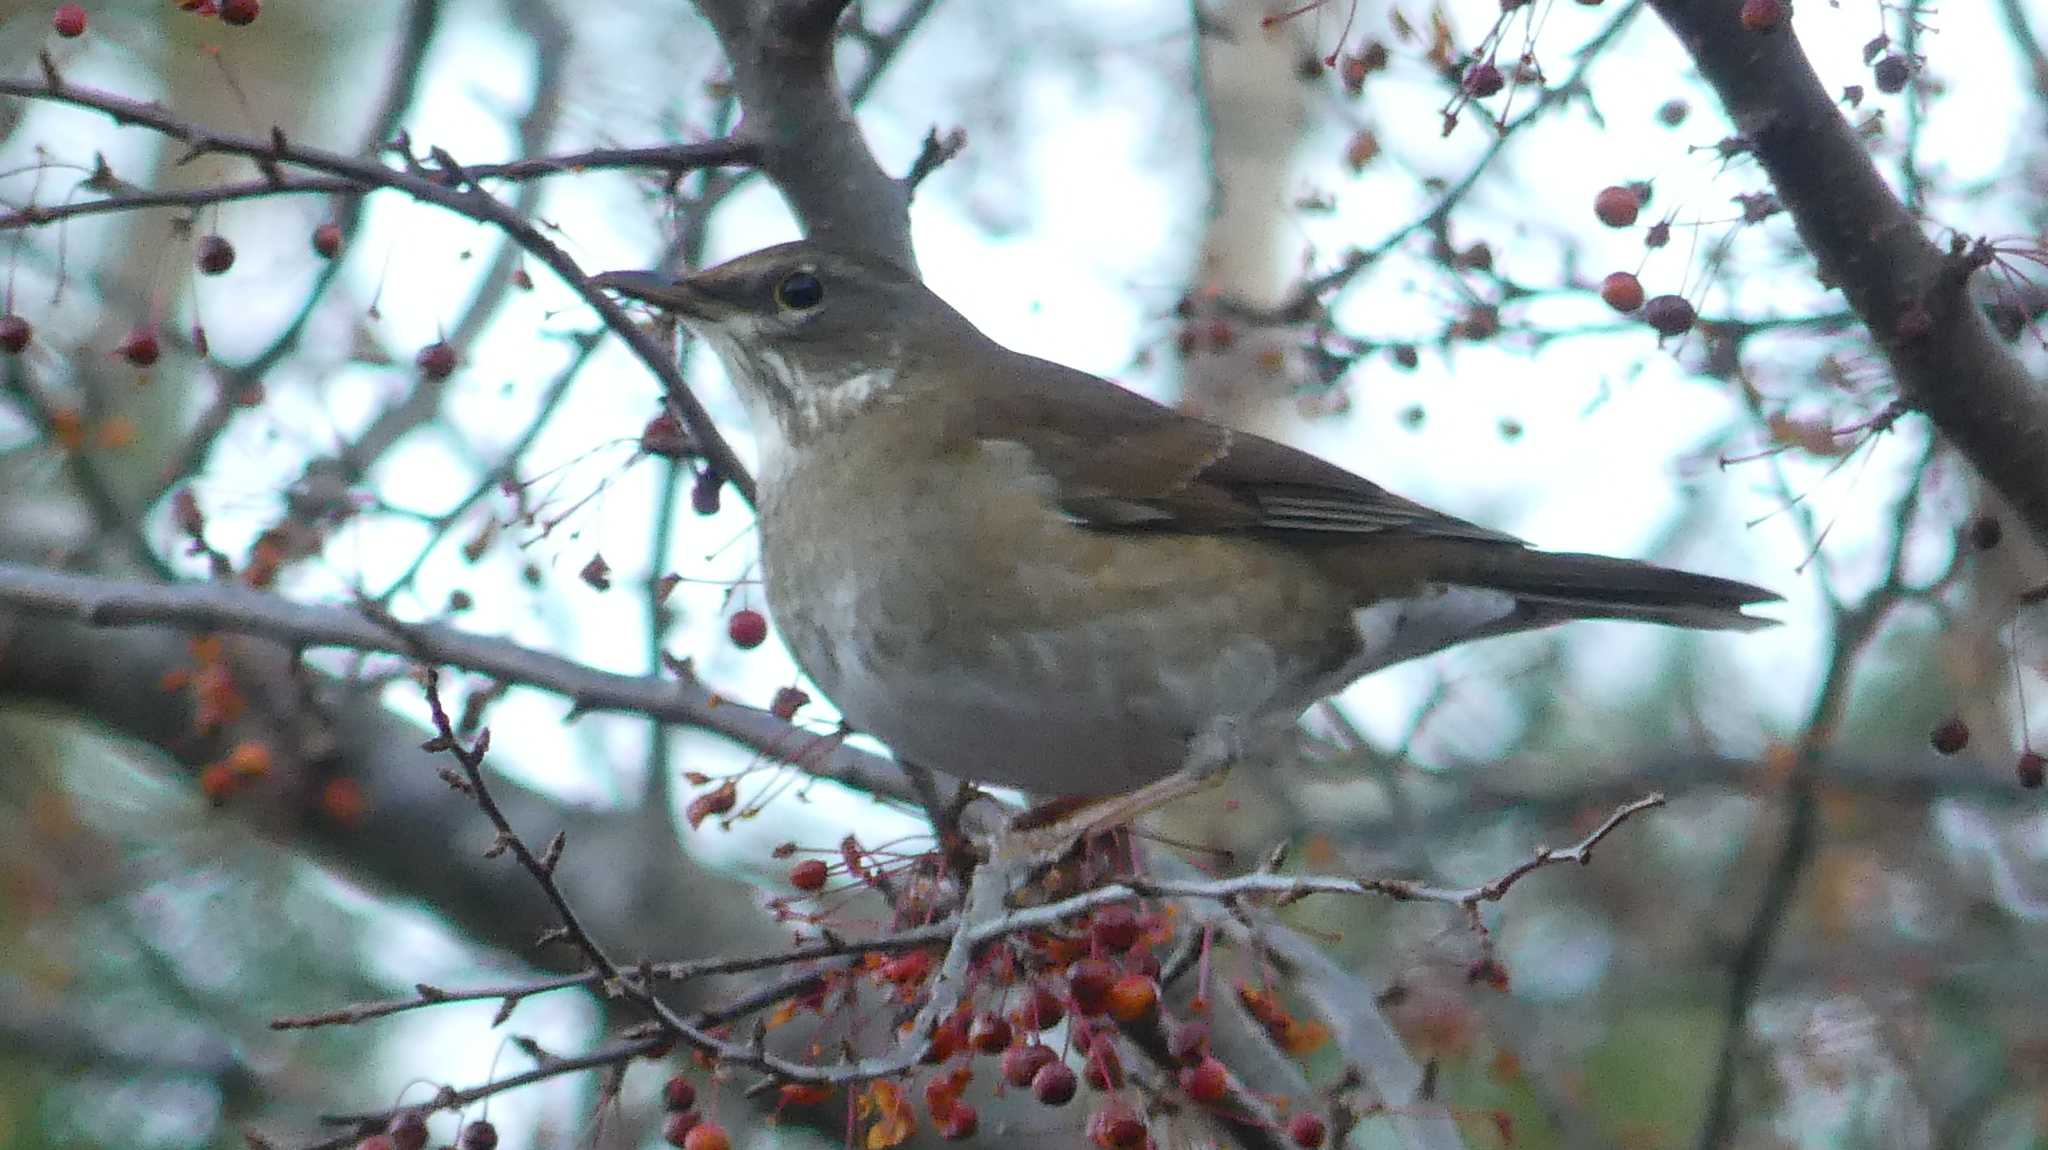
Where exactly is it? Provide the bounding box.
[1649,0,2048,545]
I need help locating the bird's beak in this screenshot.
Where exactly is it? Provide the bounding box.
[591,269,708,318]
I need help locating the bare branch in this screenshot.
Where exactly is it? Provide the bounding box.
[0,562,917,803]
[1650,1,2048,547]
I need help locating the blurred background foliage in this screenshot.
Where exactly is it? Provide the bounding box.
[2,0,2047,1147]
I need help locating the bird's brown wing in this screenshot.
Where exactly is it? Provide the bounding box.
[976,351,1519,543]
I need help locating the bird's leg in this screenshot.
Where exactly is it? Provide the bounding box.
[992,718,1245,872]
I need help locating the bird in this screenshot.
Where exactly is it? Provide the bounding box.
[595,242,1778,799]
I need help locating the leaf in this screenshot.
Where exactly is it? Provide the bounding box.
[860,1080,915,1150]
[685,779,738,829]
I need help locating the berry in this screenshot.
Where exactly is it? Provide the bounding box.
[1593,185,1641,228]
[1873,54,1910,94]
[0,314,31,355]
[1288,1113,1329,1149]
[1105,974,1158,1022]
[1739,0,1785,32]
[922,1008,967,1063]
[1599,271,1645,313]
[1178,1056,1229,1104]
[356,1138,397,1150]
[52,3,86,37]
[1643,294,1696,336]
[662,1075,697,1111]
[312,222,344,259]
[458,1123,496,1150]
[1087,1102,1147,1150]
[789,858,828,891]
[196,234,235,275]
[1089,904,1141,952]
[416,341,458,381]
[1002,1042,1058,1087]
[1031,1060,1077,1105]
[727,608,767,649]
[386,1112,428,1150]
[936,1102,978,1140]
[1083,1036,1124,1091]
[1014,982,1064,1030]
[219,0,258,24]
[1461,62,1504,98]
[1931,716,1969,755]
[2019,751,2045,789]
[660,1111,700,1148]
[1066,958,1115,1015]
[680,1120,728,1150]
[967,1012,1012,1054]
[116,326,160,366]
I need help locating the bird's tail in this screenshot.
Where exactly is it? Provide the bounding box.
[1447,547,1780,632]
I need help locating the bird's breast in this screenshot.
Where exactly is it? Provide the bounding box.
[749,426,1361,793]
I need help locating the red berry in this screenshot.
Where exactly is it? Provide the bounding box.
[416,341,458,381]
[195,234,235,275]
[967,1012,1013,1054]
[1178,1056,1229,1104]
[1593,185,1641,228]
[116,326,160,366]
[1031,1060,1078,1105]
[936,1102,978,1140]
[922,1008,967,1063]
[52,3,86,37]
[662,1075,698,1111]
[1013,982,1064,1030]
[727,608,767,649]
[681,1120,728,1150]
[0,314,31,355]
[1599,271,1645,313]
[789,858,829,891]
[357,1138,397,1150]
[1288,1113,1329,1149]
[1002,1042,1058,1088]
[385,1112,427,1150]
[1087,1102,1147,1149]
[458,1122,497,1150]
[2019,751,2045,789]
[219,0,258,24]
[1643,294,1696,336]
[1089,904,1141,952]
[1931,716,1969,755]
[1739,0,1785,32]
[1461,62,1504,98]
[312,222,344,259]
[1083,1036,1124,1091]
[1066,958,1115,1016]
[660,1111,700,1148]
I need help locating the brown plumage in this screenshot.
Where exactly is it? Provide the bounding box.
[596,243,1778,795]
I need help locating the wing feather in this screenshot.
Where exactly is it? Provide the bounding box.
[975,351,1518,544]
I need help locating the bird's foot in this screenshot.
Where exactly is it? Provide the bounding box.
[991,720,1244,873]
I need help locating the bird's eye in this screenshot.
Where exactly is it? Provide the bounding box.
[774,270,825,311]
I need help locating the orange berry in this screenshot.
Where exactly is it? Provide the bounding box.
[1105,973,1158,1022]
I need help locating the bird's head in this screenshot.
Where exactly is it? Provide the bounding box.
[596,242,964,459]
